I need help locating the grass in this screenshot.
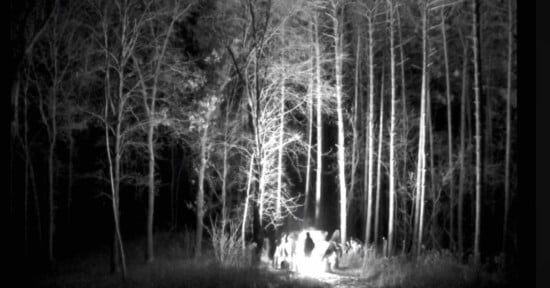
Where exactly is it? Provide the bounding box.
[356,249,510,288]
[34,232,328,288]
[32,232,514,288]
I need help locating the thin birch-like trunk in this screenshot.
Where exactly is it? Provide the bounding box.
[195,121,210,258]
[472,0,482,265]
[387,0,397,256]
[458,30,468,256]
[441,8,454,249]
[242,155,255,250]
[397,8,408,186]
[414,0,428,257]
[304,27,314,223]
[365,11,375,246]
[333,2,347,245]
[374,72,384,247]
[350,29,361,215]
[503,0,513,253]
[314,13,323,226]
[277,27,286,218]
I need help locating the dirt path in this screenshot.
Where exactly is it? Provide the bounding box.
[264,262,372,288]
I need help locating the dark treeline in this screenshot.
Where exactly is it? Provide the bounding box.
[9,0,516,280]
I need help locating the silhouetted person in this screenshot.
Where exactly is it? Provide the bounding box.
[304,232,315,257]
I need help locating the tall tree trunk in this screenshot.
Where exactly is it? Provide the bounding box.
[29,138,42,246]
[105,99,127,279]
[222,108,230,233]
[333,2,347,245]
[170,145,176,230]
[397,8,408,186]
[242,155,255,250]
[277,47,286,219]
[441,8,454,249]
[503,0,514,253]
[387,0,397,257]
[458,41,468,257]
[414,0,428,257]
[23,87,29,256]
[145,10,179,262]
[304,30,314,223]
[427,87,439,247]
[146,121,155,262]
[314,13,323,226]
[350,29,361,218]
[374,72,384,247]
[48,138,56,266]
[174,152,186,229]
[365,11,375,246]
[472,0,483,265]
[195,122,210,258]
[47,84,58,267]
[67,130,74,228]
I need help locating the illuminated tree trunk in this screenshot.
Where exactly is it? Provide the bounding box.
[314,13,323,226]
[365,11,375,246]
[195,120,210,258]
[374,73,384,246]
[304,26,314,223]
[242,155,254,250]
[145,10,180,262]
[387,0,396,256]
[397,7,408,186]
[222,109,230,233]
[414,0,428,257]
[350,29,360,217]
[104,56,127,278]
[458,34,468,257]
[472,0,482,265]
[332,0,347,245]
[146,117,155,262]
[277,26,286,218]
[440,8,454,249]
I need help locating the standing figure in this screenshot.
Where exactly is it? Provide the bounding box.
[304,232,315,257]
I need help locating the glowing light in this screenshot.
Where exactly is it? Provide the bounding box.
[292,228,330,278]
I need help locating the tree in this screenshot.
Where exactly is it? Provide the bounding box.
[458,24,469,257]
[28,0,82,266]
[413,0,429,257]
[374,71,384,247]
[471,0,482,265]
[132,0,194,262]
[327,0,348,245]
[194,95,220,258]
[363,1,377,246]
[88,0,160,276]
[440,6,454,249]
[303,22,315,224]
[314,8,324,226]
[387,0,397,256]
[503,0,514,254]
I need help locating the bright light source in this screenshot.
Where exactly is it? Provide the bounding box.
[291,228,330,277]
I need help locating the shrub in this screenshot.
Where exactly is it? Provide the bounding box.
[205,216,249,267]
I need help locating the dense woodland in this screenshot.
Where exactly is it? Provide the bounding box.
[9,0,517,284]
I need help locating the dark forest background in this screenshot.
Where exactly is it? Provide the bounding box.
[7,0,523,286]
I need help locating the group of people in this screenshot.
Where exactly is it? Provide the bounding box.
[272,231,315,270]
[272,229,365,273]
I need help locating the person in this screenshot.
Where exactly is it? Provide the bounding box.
[304,232,315,257]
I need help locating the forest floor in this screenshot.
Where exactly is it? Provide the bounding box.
[32,232,513,288]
